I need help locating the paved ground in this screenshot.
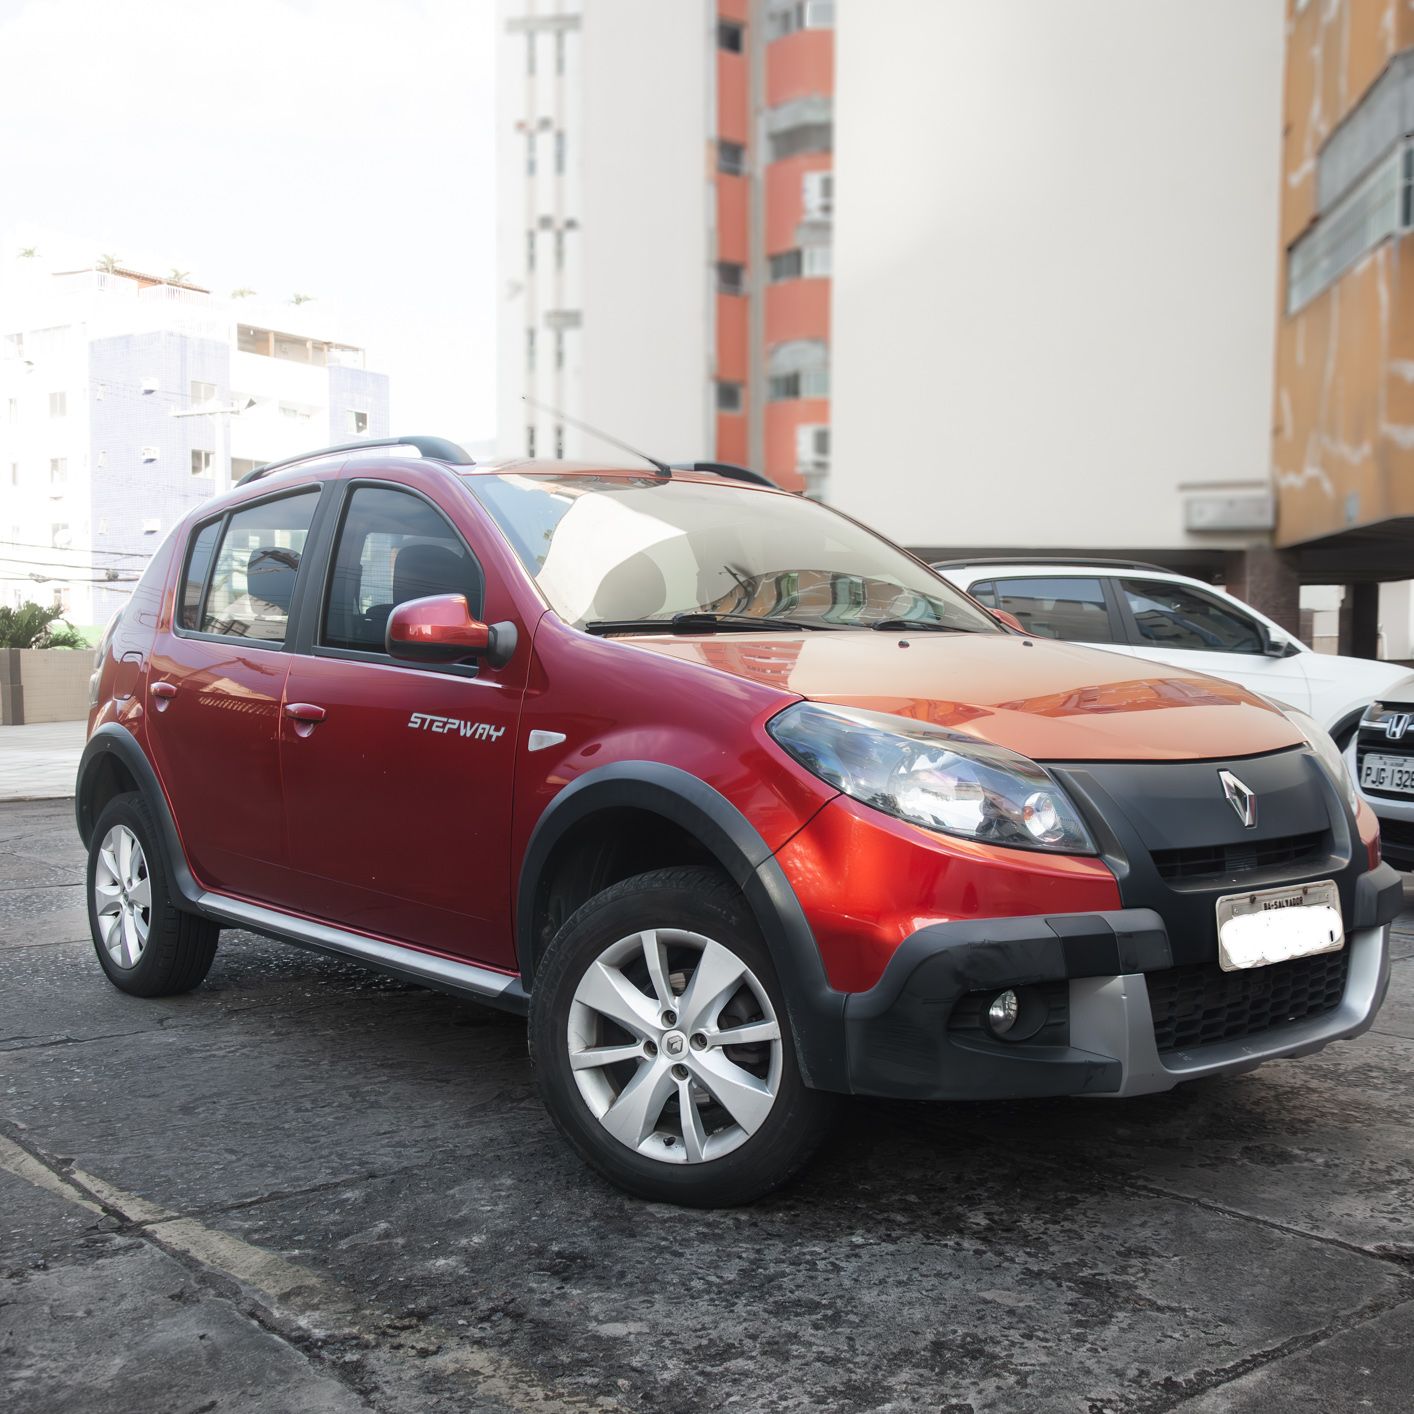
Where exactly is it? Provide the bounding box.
[2,798,1412,1414]
[0,721,87,801]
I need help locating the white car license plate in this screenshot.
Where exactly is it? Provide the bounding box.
[1360,752,1414,795]
[1215,880,1344,973]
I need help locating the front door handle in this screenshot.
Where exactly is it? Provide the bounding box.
[284,702,327,724]
[150,681,176,711]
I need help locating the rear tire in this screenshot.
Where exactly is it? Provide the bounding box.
[86,792,219,997]
[529,866,833,1206]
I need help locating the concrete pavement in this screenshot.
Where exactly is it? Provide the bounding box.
[0,721,86,801]
[2,797,1413,1412]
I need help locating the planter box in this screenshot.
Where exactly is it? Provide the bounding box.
[0,647,95,725]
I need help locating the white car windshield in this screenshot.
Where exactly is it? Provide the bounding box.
[467,472,998,633]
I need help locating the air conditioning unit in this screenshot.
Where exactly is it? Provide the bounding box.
[802,170,833,220]
[141,446,160,462]
[795,423,830,473]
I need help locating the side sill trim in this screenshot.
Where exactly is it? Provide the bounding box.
[196,893,529,1014]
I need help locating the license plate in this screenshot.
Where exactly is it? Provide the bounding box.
[1215,880,1344,973]
[1360,752,1414,795]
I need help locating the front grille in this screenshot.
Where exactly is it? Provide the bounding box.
[1147,950,1349,1053]
[1151,831,1326,883]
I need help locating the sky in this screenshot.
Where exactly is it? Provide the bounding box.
[0,0,498,443]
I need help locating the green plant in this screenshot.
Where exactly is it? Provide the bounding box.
[230,286,256,299]
[96,253,122,274]
[0,601,89,649]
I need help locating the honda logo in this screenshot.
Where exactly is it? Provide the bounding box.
[1218,770,1257,829]
[1383,712,1412,742]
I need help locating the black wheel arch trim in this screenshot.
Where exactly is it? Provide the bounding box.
[75,725,203,910]
[515,761,849,1090]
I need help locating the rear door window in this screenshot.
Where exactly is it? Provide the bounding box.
[194,491,320,643]
[984,577,1117,642]
[1119,578,1264,653]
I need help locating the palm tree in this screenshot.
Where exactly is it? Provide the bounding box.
[96,253,122,273]
[230,287,256,299]
[0,602,87,649]
[291,292,314,305]
[167,267,192,285]
[18,246,37,258]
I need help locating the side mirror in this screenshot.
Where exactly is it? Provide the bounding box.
[992,609,1026,634]
[385,595,517,668]
[1260,626,1298,659]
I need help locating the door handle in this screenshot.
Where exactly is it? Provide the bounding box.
[150,681,176,711]
[284,702,327,724]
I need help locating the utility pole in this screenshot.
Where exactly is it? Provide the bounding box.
[171,396,256,495]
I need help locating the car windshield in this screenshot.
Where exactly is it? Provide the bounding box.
[465,472,998,634]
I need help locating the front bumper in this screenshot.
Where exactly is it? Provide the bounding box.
[843,863,1403,1100]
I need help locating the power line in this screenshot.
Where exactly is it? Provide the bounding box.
[0,538,154,560]
[0,554,139,577]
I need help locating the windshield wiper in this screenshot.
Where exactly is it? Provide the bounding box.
[866,618,979,633]
[585,612,829,636]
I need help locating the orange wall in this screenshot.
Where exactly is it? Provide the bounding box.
[716,171,748,265]
[766,151,831,253]
[765,397,828,492]
[765,277,829,348]
[716,412,748,464]
[716,291,748,381]
[717,49,748,146]
[766,28,834,107]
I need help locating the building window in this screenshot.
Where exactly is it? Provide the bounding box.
[717,139,746,176]
[802,170,833,218]
[767,0,834,40]
[191,449,214,477]
[49,391,66,417]
[716,381,744,413]
[191,380,216,405]
[348,410,369,435]
[527,326,536,370]
[554,424,564,458]
[526,132,537,176]
[527,229,536,272]
[555,330,565,370]
[803,245,831,277]
[6,398,16,423]
[768,368,829,401]
[555,130,566,174]
[280,403,311,420]
[50,523,69,549]
[526,32,536,74]
[7,463,16,487]
[769,249,803,281]
[554,29,565,74]
[554,228,565,269]
[718,19,744,52]
[49,457,67,489]
[527,424,536,457]
[717,261,745,295]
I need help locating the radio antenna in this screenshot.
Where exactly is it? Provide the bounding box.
[521,394,672,478]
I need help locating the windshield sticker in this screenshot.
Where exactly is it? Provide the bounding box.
[407,712,505,741]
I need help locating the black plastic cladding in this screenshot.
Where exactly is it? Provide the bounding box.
[1049,747,1363,966]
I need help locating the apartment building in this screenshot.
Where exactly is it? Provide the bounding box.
[0,253,389,626]
[1273,0,1414,657]
[496,0,834,491]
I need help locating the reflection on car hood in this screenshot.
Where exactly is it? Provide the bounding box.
[627,631,1305,761]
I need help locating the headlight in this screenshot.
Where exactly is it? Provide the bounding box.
[767,701,1096,854]
[1280,705,1359,815]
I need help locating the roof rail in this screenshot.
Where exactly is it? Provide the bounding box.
[236,435,475,487]
[669,460,777,489]
[929,555,1171,573]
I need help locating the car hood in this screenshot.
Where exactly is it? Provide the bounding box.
[628,631,1305,761]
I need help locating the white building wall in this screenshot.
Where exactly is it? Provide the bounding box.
[829,0,1286,554]
[497,0,714,465]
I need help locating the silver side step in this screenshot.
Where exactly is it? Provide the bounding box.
[197,892,529,1014]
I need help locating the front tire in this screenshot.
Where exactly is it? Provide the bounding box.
[86,792,219,997]
[529,866,833,1206]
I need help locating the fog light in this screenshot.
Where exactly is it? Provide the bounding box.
[987,989,1019,1035]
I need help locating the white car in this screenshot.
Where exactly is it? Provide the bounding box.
[934,559,1414,866]
[1349,699,1414,871]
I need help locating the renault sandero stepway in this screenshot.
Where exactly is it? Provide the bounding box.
[77,437,1405,1205]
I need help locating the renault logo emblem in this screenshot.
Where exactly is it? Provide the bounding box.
[1384,712,1412,742]
[1218,770,1257,828]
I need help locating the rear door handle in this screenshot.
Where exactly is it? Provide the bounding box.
[150,681,177,710]
[284,702,327,724]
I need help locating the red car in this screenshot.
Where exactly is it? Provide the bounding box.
[77,437,1403,1205]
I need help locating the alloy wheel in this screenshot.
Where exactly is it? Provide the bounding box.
[567,928,784,1164]
[93,824,152,969]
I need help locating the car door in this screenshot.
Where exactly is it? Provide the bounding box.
[145,485,324,902]
[1113,576,1313,711]
[278,476,530,966]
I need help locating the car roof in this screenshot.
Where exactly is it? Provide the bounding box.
[936,560,1204,587]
